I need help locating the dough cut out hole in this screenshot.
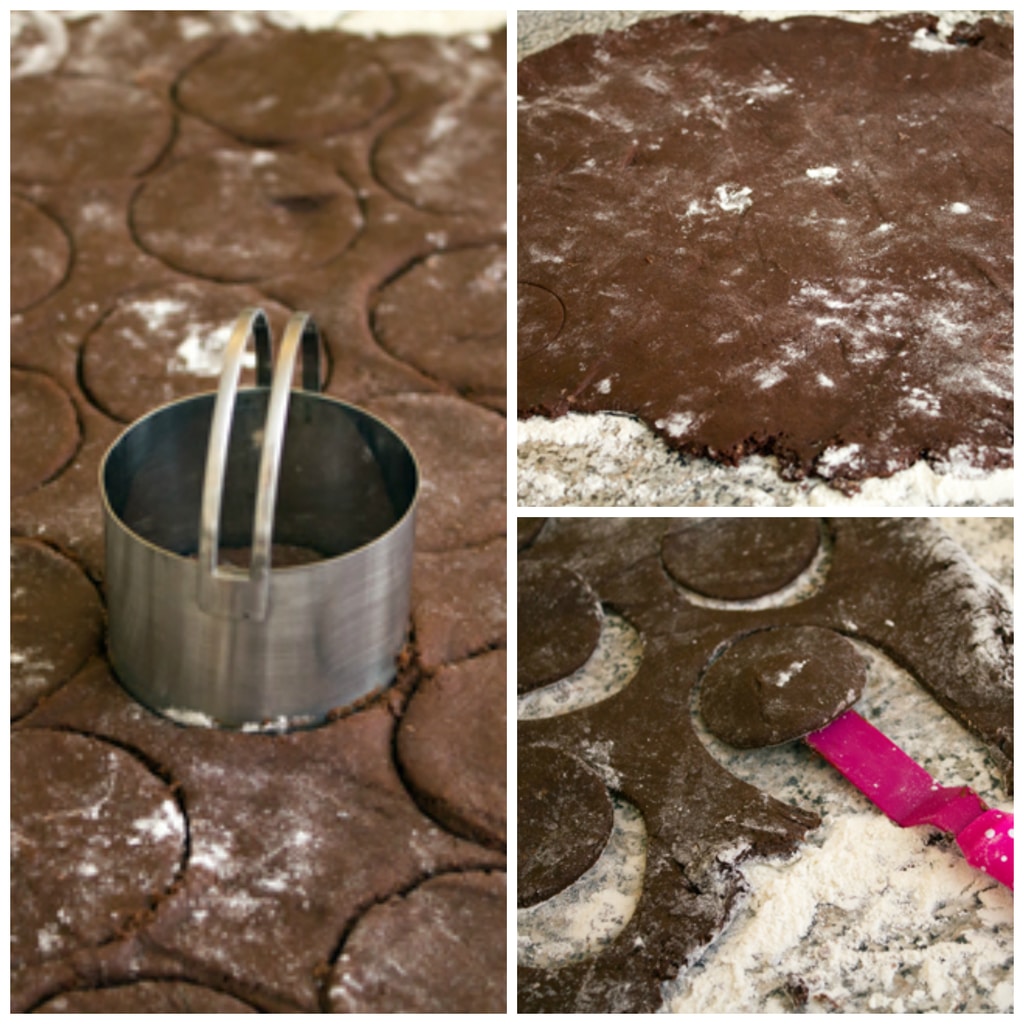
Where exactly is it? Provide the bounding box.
[517,795,646,968]
[517,608,642,720]
[665,520,833,611]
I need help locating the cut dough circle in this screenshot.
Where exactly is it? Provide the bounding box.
[11,369,80,498]
[11,538,104,719]
[176,32,392,143]
[326,871,506,1012]
[372,245,506,396]
[518,560,601,694]
[81,282,295,422]
[12,75,172,183]
[662,518,820,600]
[32,981,256,1013]
[518,744,613,907]
[11,729,185,970]
[699,625,865,748]
[396,649,506,846]
[131,148,361,282]
[374,90,505,217]
[11,195,71,312]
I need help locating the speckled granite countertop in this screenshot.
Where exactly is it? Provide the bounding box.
[517,517,1013,1012]
[516,11,1013,508]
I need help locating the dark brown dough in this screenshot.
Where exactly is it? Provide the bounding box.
[518,516,547,551]
[517,282,564,361]
[397,650,506,848]
[11,369,80,498]
[176,31,393,143]
[11,729,185,971]
[518,560,601,694]
[365,392,505,553]
[662,518,820,600]
[33,981,257,1013]
[12,196,71,312]
[412,537,506,672]
[327,871,506,1013]
[518,744,613,907]
[130,148,361,282]
[517,517,1012,1012]
[517,15,1012,488]
[80,282,295,423]
[699,626,866,747]
[374,86,505,217]
[14,662,504,1013]
[11,75,172,183]
[372,245,505,397]
[10,12,507,1013]
[11,539,104,719]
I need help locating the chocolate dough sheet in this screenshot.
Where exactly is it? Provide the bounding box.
[517,13,1012,502]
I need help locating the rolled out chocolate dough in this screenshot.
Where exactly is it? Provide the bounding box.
[517,14,1012,489]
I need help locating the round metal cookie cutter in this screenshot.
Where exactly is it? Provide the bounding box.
[100,308,419,730]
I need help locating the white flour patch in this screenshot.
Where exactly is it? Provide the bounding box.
[753,365,786,389]
[816,443,863,476]
[654,411,697,437]
[805,165,840,181]
[769,660,807,687]
[168,323,251,377]
[714,184,753,214]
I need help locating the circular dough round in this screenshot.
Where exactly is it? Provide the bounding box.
[396,649,505,847]
[699,625,866,748]
[12,75,172,183]
[663,518,820,600]
[518,560,601,694]
[518,744,613,907]
[374,90,504,217]
[33,982,256,1013]
[364,392,504,553]
[131,148,361,282]
[11,730,185,970]
[372,246,505,395]
[12,195,71,312]
[327,871,505,1012]
[11,539,104,719]
[177,32,392,143]
[11,368,80,498]
[81,282,296,422]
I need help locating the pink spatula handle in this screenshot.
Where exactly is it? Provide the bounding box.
[807,710,1013,889]
[956,809,1013,889]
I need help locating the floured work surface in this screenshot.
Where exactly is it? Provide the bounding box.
[517,518,1012,1012]
[517,13,1012,503]
[11,11,506,1013]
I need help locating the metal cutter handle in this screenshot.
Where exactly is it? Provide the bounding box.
[197,308,322,620]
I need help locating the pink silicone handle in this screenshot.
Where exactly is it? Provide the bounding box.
[956,809,1013,890]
